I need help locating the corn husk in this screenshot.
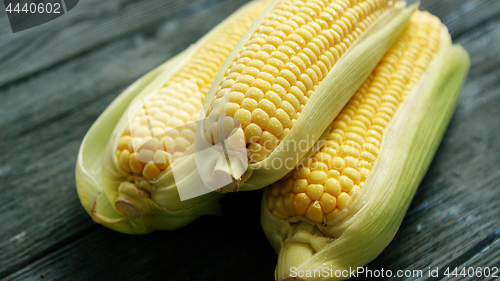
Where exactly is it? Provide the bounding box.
[260,25,470,280]
[73,0,271,233]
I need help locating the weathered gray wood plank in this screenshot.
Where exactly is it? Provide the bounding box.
[0,88,118,278]
[3,191,277,281]
[457,18,500,79]
[0,0,249,141]
[0,0,497,90]
[456,239,500,281]
[0,0,253,278]
[0,0,250,88]
[418,0,500,38]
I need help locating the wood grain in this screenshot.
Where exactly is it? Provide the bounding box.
[418,0,500,38]
[0,0,250,88]
[0,0,499,280]
[0,0,497,89]
[3,191,277,281]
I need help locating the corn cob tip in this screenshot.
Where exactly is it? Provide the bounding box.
[81,181,155,234]
[194,138,249,193]
[115,199,143,219]
[215,179,241,193]
[212,150,246,193]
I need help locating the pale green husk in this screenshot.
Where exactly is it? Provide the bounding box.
[195,2,417,192]
[260,29,471,280]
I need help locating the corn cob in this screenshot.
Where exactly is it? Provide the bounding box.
[75,0,272,234]
[116,2,268,180]
[195,0,416,192]
[261,10,470,280]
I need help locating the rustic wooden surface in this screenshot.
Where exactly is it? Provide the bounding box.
[0,0,499,280]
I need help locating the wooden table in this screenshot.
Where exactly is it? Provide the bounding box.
[1,0,499,280]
